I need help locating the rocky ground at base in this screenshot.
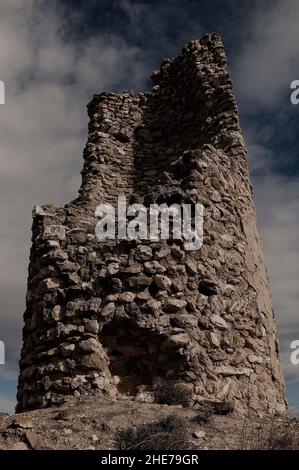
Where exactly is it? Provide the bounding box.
[0,394,298,451]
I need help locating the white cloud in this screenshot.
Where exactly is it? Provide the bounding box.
[234,0,299,110]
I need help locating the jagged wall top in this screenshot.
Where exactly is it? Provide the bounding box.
[77,33,246,208]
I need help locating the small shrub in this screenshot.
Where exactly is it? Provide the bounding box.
[241,417,299,450]
[115,415,194,450]
[154,381,193,407]
[193,405,214,424]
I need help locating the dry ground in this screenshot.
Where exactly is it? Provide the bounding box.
[0,394,298,450]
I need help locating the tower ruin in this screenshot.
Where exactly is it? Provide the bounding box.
[17,33,287,416]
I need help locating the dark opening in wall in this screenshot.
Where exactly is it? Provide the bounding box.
[156,192,184,206]
[100,320,185,395]
[198,280,218,296]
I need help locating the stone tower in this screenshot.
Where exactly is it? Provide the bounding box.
[17,33,287,416]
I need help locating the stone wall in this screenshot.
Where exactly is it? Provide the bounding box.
[17,33,287,416]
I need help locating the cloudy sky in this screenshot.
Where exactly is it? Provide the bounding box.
[0,0,299,413]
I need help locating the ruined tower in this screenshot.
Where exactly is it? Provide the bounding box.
[17,33,287,416]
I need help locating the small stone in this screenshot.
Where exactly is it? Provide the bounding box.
[171,314,198,328]
[185,261,197,275]
[38,278,60,292]
[80,353,106,369]
[154,274,172,290]
[143,299,162,312]
[63,428,73,435]
[44,224,66,240]
[106,294,119,302]
[144,261,166,274]
[163,333,190,348]
[244,338,258,350]
[121,264,141,274]
[248,354,264,364]
[193,430,206,439]
[206,331,220,348]
[101,302,115,317]
[134,391,155,403]
[85,298,102,313]
[154,247,171,259]
[9,441,29,450]
[33,205,56,217]
[164,298,187,312]
[210,190,222,202]
[118,291,135,302]
[210,314,229,330]
[60,342,75,356]
[136,290,150,300]
[214,366,251,377]
[45,249,68,261]
[51,305,63,321]
[91,434,99,442]
[66,301,79,317]
[171,246,185,259]
[107,262,119,275]
[98,268,107,278]
[79,338,101,353]
[46,347,59,357]
[71,375,87,389]
[128,275,152,288]
[25,430,40,449]
[67,272,81,285]
[84,319,100,334]
[136,245,153,259]
[47,240,60,248]
[93,377,105,389]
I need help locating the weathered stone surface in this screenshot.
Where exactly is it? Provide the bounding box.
[79,338,101,353]
[214,366,251,377]
[80,353,106,370]
[9,441,29,451]
[154,274,172,290]
[206,331,220,348]
[164,299,188,312]
[193,430,206,439]
[163,333,190,348]
[144,261,166,274]
[84,319,100,334]
[44,225,66,241]
[25,430,40,449]
[210,315,229,330]
[17,33,287,417]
